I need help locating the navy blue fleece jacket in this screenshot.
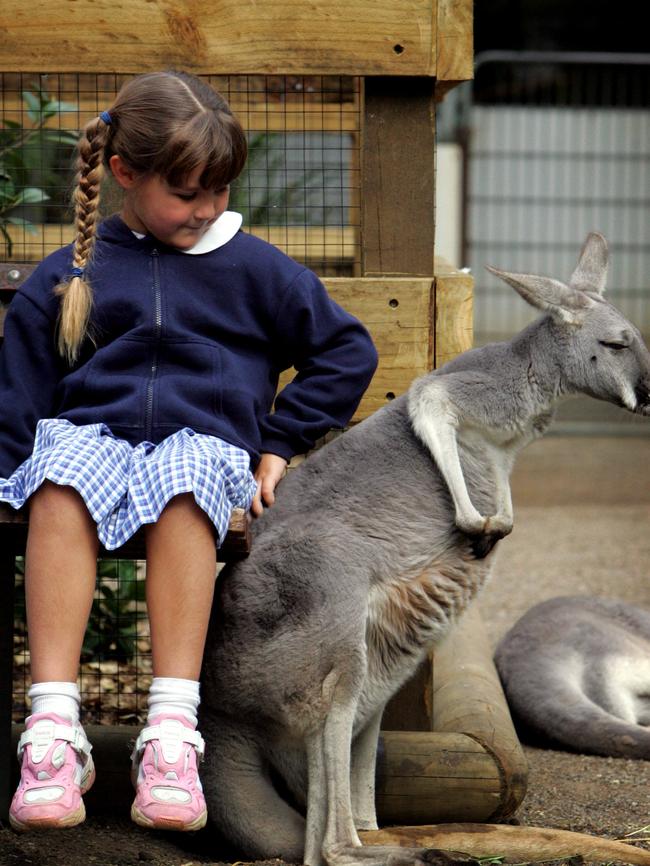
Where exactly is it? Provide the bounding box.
[0,215,378,478]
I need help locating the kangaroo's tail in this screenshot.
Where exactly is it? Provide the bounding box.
[495,647,650,759]
[200,708,305,862]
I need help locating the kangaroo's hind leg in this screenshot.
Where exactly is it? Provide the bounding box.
[350,707,383,831]
[314,676,459,866]
[200,710,305,863]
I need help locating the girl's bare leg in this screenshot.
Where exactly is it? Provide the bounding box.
[144,494,217,679]
[25,482,99,683]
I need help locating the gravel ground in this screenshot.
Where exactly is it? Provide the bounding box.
[1,433,649,866]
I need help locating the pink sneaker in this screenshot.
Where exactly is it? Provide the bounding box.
[9,713,95,832]
[130,714,207,831]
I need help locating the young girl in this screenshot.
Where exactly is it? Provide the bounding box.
[0,71,377,833]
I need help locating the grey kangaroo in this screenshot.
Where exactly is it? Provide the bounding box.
[495,596,650,759]
[200,232,650,866]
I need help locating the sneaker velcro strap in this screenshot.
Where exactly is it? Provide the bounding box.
[133,724,206,761]
[18,723,93,760]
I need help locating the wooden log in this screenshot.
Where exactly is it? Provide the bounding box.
[8,726,513,823]
[376,731,503,824]
[361,824,650,866]
[432,603,528,820]
[0,0,473,82]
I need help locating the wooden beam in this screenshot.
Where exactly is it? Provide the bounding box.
[434,257,473,366]
[0,0,471,80]
[284,276,434,419]
[435,0,474,99]
[0,94,361,133]
[2,224,358,264]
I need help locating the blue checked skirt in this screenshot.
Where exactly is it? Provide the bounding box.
[0,419,257,549]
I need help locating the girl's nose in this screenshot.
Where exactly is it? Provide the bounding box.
[194,194,219,221]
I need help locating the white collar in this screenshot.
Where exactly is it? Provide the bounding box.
[130,211,243,254]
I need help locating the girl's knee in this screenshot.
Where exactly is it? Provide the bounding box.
[29,481,94,529]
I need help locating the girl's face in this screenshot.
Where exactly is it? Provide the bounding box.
[110,156,230,250]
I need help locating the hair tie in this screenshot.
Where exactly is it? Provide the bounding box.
[70,267,85,278]
[100,110,112,125]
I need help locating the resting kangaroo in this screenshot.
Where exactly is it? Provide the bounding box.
[200,233,650,866]
[495,596,650,759]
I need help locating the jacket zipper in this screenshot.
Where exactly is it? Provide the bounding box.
[145,248,162,441]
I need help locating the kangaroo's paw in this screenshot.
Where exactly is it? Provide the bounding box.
[354,818,379,831]
[454,510,489,536]
[483,513,513,538]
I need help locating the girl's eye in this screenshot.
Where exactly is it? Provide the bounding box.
[176,192,197,201]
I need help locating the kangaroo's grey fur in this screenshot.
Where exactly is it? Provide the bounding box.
[495,596,650,758]
[200,233,650,866]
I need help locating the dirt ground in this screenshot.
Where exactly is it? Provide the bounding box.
[1,434,650,866]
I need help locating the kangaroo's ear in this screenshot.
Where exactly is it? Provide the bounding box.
[485,266,592,325]
[569,231,609,295]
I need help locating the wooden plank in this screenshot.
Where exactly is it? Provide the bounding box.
[435,0,474,99]
[2,272,434,421]
[434,257,474,365]
[290,277,433,419]
[2,224,358,264]
[0,0,446,77]
[0,95,360,133]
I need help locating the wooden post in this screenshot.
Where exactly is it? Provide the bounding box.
[361,77,437,279]
[361,77,438,732]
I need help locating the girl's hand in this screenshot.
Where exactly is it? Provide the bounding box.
[251,453,288,517]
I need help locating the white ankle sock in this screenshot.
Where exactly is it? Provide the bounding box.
[147,677,200,728]
[29,682,81,725]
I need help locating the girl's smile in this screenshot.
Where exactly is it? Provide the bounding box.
[110,156,230,250]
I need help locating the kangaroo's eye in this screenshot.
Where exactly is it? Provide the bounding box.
[599,340,628,351]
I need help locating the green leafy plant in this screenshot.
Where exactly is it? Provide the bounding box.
[14,557,147,664]
[231,131,339,226]
[82,560,147,664]
[0,83,78,256]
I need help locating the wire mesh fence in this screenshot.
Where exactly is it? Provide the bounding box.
[2,72,362,724]
[1,72,362,273]
[454,53,650,345]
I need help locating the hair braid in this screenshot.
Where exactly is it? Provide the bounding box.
[55,116,108,363]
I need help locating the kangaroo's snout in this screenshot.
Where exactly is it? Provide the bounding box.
[634,378,650,415]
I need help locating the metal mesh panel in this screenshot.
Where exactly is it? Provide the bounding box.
[1,73,361,273]
[12,558,151,725]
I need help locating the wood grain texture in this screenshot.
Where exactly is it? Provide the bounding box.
[433,258,473,366]
[361,77,437,278]
[0,0,467,79]
[432,603,529,820]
